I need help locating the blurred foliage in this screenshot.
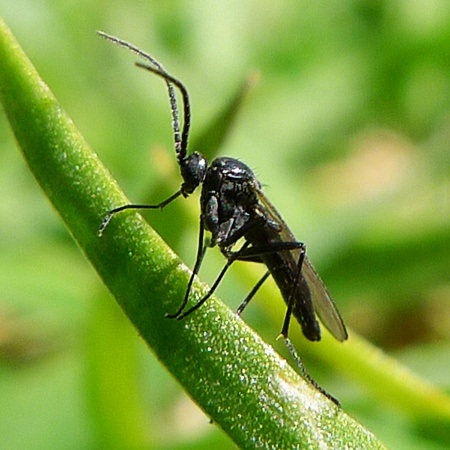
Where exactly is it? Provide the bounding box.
[0,1,449,449]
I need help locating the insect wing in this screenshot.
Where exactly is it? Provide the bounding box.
[255,186,347,341]
[302,258,348,341]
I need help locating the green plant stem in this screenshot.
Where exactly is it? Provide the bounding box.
[0,17,386,448]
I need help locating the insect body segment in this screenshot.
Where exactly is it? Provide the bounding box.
[201,158,260,248]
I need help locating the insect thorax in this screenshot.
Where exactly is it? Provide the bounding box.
[201,157,260,247]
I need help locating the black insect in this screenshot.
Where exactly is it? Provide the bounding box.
[98,32,348,401]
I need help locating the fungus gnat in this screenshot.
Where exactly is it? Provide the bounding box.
[97,32,348,404]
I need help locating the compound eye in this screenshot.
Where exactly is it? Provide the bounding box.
[180,152,207,195]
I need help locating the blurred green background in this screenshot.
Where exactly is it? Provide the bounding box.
[1,1,449,449]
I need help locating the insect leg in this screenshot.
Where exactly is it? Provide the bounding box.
[174,216,274,320]
[182,242,303,319]
[166,219,206,319]
[236,270,270,316]
[218,240,338,403]
[235,241,305,260]
[280,243,306,339]
[174,241,252,320]
[234,240,310,339]
[277,248,340,404]
[225,241,338,403]
[283,337,340,406]
[98,190,182,236]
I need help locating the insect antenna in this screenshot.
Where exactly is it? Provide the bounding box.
[134,62,191,164]
[96,31,189,162]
